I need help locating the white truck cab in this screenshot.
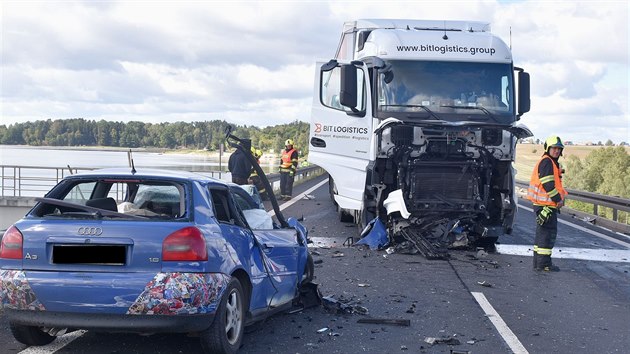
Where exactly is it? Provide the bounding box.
[309,19,532,256]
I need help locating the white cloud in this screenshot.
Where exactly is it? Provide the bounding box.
[1,0,628,143]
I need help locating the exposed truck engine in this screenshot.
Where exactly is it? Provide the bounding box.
[308,19,532,257]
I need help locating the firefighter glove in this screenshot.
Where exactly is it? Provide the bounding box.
[289,171,294,177]
[536,206,553,225]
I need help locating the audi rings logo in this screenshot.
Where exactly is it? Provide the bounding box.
[78,227,103,236]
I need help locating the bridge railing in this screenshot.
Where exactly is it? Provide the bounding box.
[515,180,630,234]
[0,165,323,198]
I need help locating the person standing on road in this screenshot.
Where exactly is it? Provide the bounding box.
[279,139,298,200]
[527,135,568,272]
[228,139,252,185]
[249,148,268,200]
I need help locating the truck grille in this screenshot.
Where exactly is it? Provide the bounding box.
[409,164,478,205]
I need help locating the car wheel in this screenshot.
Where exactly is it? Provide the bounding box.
[200,278,245,354]
[300,253,315,286]
[10,323,56,346]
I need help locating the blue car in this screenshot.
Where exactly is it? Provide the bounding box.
[0,168,314,353]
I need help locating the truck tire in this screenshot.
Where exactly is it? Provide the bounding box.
[328,175,338,206]
[338,205,354,223]
[358,207,376,234]
[10,323,56,346]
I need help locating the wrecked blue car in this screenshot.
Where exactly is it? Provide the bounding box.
[0,168,314,353]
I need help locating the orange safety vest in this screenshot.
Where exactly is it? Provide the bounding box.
[280,148,297,170]
[527,155,568,207]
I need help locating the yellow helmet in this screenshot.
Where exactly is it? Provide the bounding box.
[285,139,294,146]
[544,135,564,154]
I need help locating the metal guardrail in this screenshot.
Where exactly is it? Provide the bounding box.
[0,164,323,198]
[516,180,630,228]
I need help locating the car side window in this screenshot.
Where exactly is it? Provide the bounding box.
[209,188,246,227]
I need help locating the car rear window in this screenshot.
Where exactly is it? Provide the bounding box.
[34,179,187,220]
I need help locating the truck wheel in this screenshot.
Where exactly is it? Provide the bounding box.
[10,323,56,346]
[200,278,245,354]
[476,237,498,252]
[328,175,338,206]
[338,205,354,223]
[358,207,376,234]
[300,253,315,286]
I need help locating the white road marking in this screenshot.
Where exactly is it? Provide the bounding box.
[518,203,630,249]
[268,178,328,216]
[496,244,630,263]
[18,330,86,354]
[471,292,529,354]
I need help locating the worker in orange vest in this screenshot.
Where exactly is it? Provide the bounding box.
[527,135,568,272]
[279,139,298,201]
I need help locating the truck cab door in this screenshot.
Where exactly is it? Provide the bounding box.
[309,61,373,211]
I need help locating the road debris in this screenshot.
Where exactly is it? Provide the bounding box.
[477,281,492,288]
[317,327,329,333]
[331,251,345,258]
[322,295,369,315]
[357,283,370,287]
[357,318,411,327]
[424,336,462,346]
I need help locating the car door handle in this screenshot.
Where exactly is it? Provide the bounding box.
[310,137,326,148]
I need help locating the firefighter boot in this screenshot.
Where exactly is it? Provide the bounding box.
[536,255,560,272]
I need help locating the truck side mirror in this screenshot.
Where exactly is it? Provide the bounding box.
[517,71,531,117]
[340,64,358,110]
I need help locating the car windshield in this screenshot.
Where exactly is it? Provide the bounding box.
[376,60,515,124]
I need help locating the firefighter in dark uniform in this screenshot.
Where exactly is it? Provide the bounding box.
[249,148,268,200]
[279,139,298,201]
[527,135,568,272]
[228,139,252,185]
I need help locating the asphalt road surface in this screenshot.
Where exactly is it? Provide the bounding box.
[2,174,629,353]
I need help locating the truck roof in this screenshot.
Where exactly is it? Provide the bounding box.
[344,19,491,33]
[338,19,511,63]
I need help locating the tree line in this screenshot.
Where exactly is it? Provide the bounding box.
[0,119,311,154]
[563,146,630,222]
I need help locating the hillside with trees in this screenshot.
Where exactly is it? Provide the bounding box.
[0,119,310,154]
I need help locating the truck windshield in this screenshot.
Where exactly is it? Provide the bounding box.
[377,60,515,124]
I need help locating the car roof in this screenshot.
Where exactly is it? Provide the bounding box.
[65,168,228,185]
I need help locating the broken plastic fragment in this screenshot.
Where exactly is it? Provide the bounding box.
[317,327,329,333]
[382,189,411,219]
[355,218,388,250]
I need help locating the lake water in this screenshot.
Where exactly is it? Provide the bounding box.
[0,145,277,173]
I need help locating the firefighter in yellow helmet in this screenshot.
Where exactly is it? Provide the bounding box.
[279,139,298,200]
[527,135,568,272]
[249,148,268,200]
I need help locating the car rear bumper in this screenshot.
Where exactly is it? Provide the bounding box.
[1,270,230,317]
[4,308,215,333]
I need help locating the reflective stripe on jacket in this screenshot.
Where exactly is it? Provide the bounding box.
[527,155,567,207]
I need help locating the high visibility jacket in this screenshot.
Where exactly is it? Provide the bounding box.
[280,148,297,172]
[250,159,260,178]
[527,155,567,207]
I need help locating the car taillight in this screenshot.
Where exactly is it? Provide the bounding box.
[0,225,23,259]
[162,227,208,261]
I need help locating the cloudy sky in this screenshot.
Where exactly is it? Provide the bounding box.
[1,0,628,143]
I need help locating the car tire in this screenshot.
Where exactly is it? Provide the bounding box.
[300,253,315,286]
[200,278,245,354]
[10,323,56,346]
